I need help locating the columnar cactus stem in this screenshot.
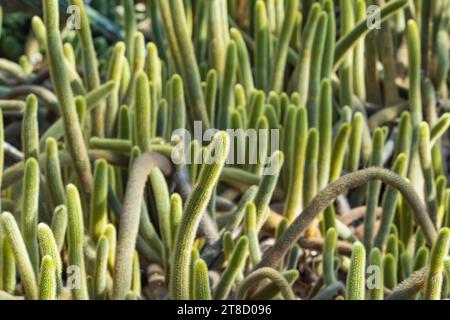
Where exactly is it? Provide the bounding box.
[368,248,383,300]
[94,236,109,300]
[323,228,337,286]
[270,0,298,93]
[1,236,16,294]
[38,255,56,300]
[257,168,437,270]
[43,0,92,194]
[69,0,103,136]
[50,205,67,253]
[170,132,229,300]
[193,259,211,300]
[22,94,39,160]
[66,185,88,300]
[345,242,365,300]
[37,223,62,294]
[364,129,384,252]
[236,267,296,300]
[90,159,108,244]
[284,107,307,222]
[425,228,450,300]
[45,138,66,209]
[1,212,38,300]
[374,154,408,249]
[213,236,249,300]
[21,158,40,274]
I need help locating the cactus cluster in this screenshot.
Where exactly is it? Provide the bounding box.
[0,0,449,301]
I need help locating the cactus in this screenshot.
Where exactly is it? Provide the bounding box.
[236,267,295,300]
[170,132,229,300]
[0,0,449,302]
[345,242,366,300]
[425,228,450,299]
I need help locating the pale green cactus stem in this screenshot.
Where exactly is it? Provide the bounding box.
[364,129,384,252]
[50,205,67,253]
[69,0,103,136]
[37,223,62,295]
[368,247,383,300]
[38,255,56,300]
[345,242,365,300]
[1,236,16,294]
[317,79,332,190]
[213,236,249,300]
[306,12,328,124]
[254,0,269,93]
[66,184,89,300]
[321,0,335,79]
[425,228,450,300]
[21,158,40,275]
[303,129,319,208]
[230,28,254,97]
[284,107,307,222]
[134,72,152,152]
[430,114,450,146]
[346,112,363,173]
[1,212,38,300]
[193,259,212,300]
[93,236,109,299]
[149,168,172,254]
[329,123,351,182]
[103,224,116,273]
[270,0,298,93]
[418,123,438,225]
[352,0,367,101]
[112,151,172,299]
[374,154,408,249]
[125,32,145,106]
[204,69,218,127]
[22,94,39,160]
[292,3,320,104]
[43,0,92,193]
[159,0,210,128]
[208,0,229,84]
[105,42,126,137]
[236,267,296,300]
[245,202,261,266]
[217,40,237,129]
[170,132,229,300]
[123,0,137,65]
[254,151,284,231]
[323,228,337,286]
[89,159,108,244]
[45,138,66,209]
[339,0,355,109]
[257,168,437,270]
[170,75,187,137]
[169,193,182,247]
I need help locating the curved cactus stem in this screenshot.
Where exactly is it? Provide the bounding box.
[257,168,437,270]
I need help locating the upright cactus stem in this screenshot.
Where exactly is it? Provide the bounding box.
[425,228,450,300]
[1,212,38,300]
[21,158,40,275]
[66,185,89,300]
[345,242,366,300]
[43,0,92,193]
